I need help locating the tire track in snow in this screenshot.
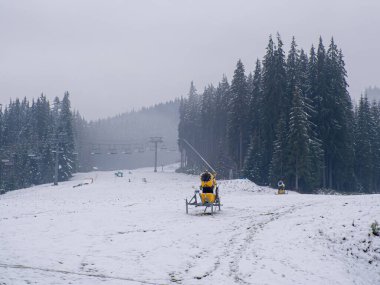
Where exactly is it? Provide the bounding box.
[220,202,322,284]
[0,263,166,285]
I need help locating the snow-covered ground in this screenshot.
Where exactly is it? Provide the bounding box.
[0,165,379,285]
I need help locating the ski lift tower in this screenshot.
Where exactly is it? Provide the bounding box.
[149,137,163,172]
[51,132,66,186]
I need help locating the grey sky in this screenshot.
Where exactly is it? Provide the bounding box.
[0,0,379,120]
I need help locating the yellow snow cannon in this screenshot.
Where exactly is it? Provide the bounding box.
[200,171,217,204]
[185,171,221,214]
[276,180,288,195]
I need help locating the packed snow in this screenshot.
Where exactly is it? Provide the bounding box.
[0,165,379,285]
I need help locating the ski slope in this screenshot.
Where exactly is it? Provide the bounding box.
[0,165,379,285]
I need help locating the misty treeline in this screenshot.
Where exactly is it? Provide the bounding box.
[0,97,180,192]
[178,34,380,193]
[75,100,180,171]
[0,92,76,191]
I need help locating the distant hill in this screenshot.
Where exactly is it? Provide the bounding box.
[365,86,380,102]
[76,99,180,171]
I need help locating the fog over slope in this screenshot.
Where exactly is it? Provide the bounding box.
[75,100,180,171]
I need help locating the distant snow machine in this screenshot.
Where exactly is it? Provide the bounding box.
[276,180,288,195]
[186,171,221,214]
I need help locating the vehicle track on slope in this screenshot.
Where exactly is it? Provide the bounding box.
[225,201,325,284]
[0,263,166,285]
[185,201,323,284]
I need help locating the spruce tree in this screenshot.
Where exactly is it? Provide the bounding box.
[354,96,373,192]
[214,75,233,177]
[371,101,380,191]
[57,92,76,181]
[268,112,287,186]
[227,59,249,172]
[260,34,288,183]
[324,39,354,191]
[286,87,312,192]
[243,60,265,183]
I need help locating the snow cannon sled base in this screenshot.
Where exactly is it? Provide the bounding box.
[185,188,221,214]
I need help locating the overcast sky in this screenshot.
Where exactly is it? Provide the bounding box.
[0,0,379,120]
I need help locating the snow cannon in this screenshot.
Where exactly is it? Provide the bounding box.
[276,180,288,195]
[185,171,221,214]
[200,171,216,204]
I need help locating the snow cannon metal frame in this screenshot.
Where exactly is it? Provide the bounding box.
[185,187,221,214]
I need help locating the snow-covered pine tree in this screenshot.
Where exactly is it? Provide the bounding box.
[200,84,216,164]
[0,106,3,190]
[260,34,288,183]
[243,59,265,184]
[354,96,375,192]
[313,37,329,187]
[299,48,323,190]
[227,59,249,172]
[371,101,380,191]
[268,112,287,187]
[178,97,186,169]
[286,37,300,120]
[286,87,312,192]
[57,92,76,181]
[182,82,202,171]
[37,94,54,184]
[213,75,234,178]
[248,59,262,140]
[324,39,354,191]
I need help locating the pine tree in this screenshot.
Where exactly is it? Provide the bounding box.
[0,106,3,190]
[57,92,76,181]
[243,59,265,183]
[324,39,354,191]
[371,101,380,191]
[227,59,249,172]
[260,34,288,183]
[354,96,373,192]
[268,112,287,186]
[286,37,300,116]
[181,82,202,171]
[307,45,324,188]
[286,87,312,192]
[214,75,233,177]
[200,84,216,163]
[248,60,262,137]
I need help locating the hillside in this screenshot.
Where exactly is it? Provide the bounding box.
[0,165,379,284]
[76,100,180,171]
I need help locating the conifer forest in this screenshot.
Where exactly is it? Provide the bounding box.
[178,35,380,193]
[0,92,77,191]
[0,96,179,192]
[1,35,380,194]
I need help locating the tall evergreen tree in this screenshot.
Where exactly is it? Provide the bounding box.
[354,96,375,192]
[268,112,287,186]
[324,38,354,190]
[227,59,249,172]
[260,34,288,183]
[214,75,233,177]
[286,87,312,191]
[57,92,76,181]
[371,101,380,191]
[243,60,265,183]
